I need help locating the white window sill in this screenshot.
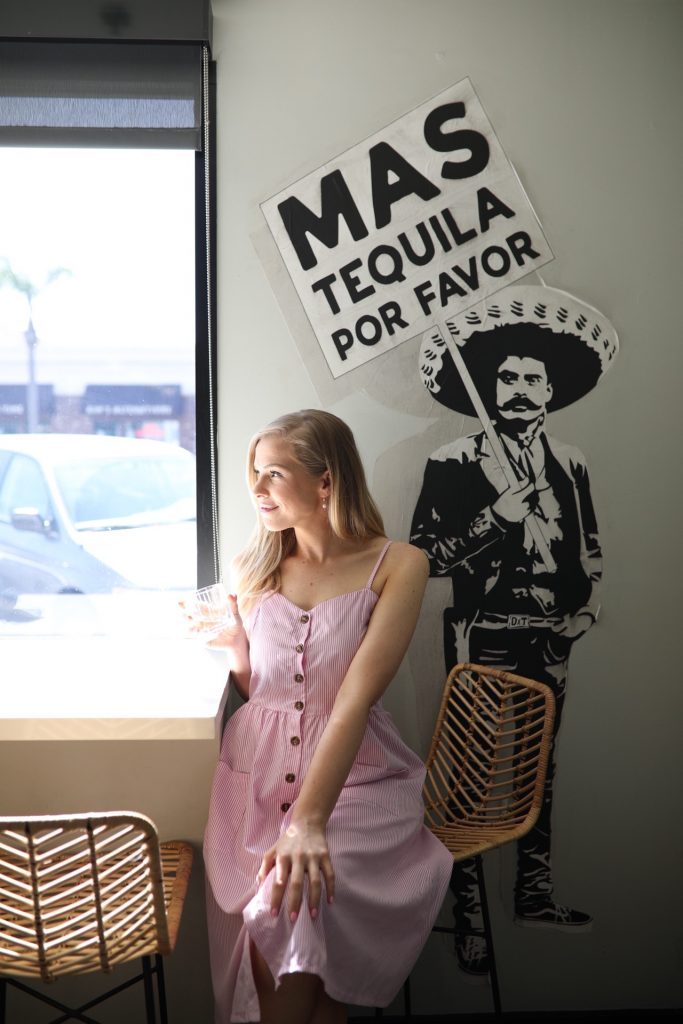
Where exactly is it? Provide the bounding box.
[0,594,230,741]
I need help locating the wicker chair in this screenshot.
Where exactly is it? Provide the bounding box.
[0,811,193,1023]
[400,662,556,1019]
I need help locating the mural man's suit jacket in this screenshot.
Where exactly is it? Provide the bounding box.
[410,428,602,657]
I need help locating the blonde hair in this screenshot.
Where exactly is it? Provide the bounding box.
[235,409,384,614]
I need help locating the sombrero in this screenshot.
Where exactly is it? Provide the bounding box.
[419,285,619,416]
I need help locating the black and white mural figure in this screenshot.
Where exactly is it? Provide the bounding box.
[410,285,618,976]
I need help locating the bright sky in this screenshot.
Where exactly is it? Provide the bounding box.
[0,148,195,354]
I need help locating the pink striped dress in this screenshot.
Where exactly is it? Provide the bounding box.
[203,542,452,1021]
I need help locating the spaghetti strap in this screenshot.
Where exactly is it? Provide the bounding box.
[366,540,392,589]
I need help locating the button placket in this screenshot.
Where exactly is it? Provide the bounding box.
[280,609,311,814]
[281,723,302,812]
[293,609,311,689]
[282,722,301,808]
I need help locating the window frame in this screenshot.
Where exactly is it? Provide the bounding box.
[194,57,219,588]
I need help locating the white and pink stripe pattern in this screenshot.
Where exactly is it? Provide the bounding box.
[203,542,452,1021]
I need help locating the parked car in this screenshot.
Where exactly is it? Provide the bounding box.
[0,434,197,601]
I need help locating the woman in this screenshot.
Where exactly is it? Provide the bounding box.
[202,409,452,1024]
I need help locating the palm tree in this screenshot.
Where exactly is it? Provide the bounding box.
[0,259,72,431]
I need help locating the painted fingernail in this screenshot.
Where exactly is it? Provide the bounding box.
[270,907,278,918]
[310,907,318,920]
[290,911,298,923]
[328,895,335,905]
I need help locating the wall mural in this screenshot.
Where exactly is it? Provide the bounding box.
[410,284,618,974]
[257,75,620,987]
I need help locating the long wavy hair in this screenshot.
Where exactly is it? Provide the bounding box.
[235,409,385,614]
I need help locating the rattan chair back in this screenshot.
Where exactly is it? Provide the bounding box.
[423,663,556,860]
[0,811,190,984]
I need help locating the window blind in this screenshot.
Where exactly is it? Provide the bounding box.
[0,41,203,148]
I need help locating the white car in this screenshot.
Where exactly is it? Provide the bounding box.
[0,434,197,600]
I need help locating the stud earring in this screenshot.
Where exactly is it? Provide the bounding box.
[322,497,328,511]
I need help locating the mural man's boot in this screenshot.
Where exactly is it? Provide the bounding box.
[450,858,489,977]
[514,842,592,930]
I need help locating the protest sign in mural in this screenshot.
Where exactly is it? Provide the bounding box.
[261,78,553,378]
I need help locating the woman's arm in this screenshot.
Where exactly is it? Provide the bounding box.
[258,542,429,920]
[192,556,252,699]
[206,592,251,700]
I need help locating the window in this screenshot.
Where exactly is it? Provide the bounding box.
[0,25,217,641]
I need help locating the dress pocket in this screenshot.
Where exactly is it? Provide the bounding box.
[219,708,256,774]
[204,766,254,913]
[205,761,250,863]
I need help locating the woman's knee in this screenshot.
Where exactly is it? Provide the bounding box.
[250,941,323,1023]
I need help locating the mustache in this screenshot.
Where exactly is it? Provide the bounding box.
[499,396,542,412]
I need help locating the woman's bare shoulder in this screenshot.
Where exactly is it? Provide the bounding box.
[389,540,429,570]
[376,540,429,588]
[382,539,424,559]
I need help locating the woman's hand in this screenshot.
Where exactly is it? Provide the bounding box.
[204,594,246,649]
[180,593,245,648]
[257,818,335,921]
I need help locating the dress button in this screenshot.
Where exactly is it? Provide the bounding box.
[294,673,304,683]
[290,736,300,746]
[294,701,304,711]
[300,614,309,623]
[281,802,291,812]
[285,773,295,783]
[295,643,304,653]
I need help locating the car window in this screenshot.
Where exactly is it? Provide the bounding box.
[56,454,196,527]
[0,455,53,523]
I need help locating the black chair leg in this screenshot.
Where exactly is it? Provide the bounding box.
[142,955,157,1023]
[475,854,502,1017]
[0,978,100,1024]
[155,954,168,1024]
[2,959,171,1024]
[394,856,503,1019]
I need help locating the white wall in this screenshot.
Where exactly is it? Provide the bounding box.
[210,0,682,1015]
